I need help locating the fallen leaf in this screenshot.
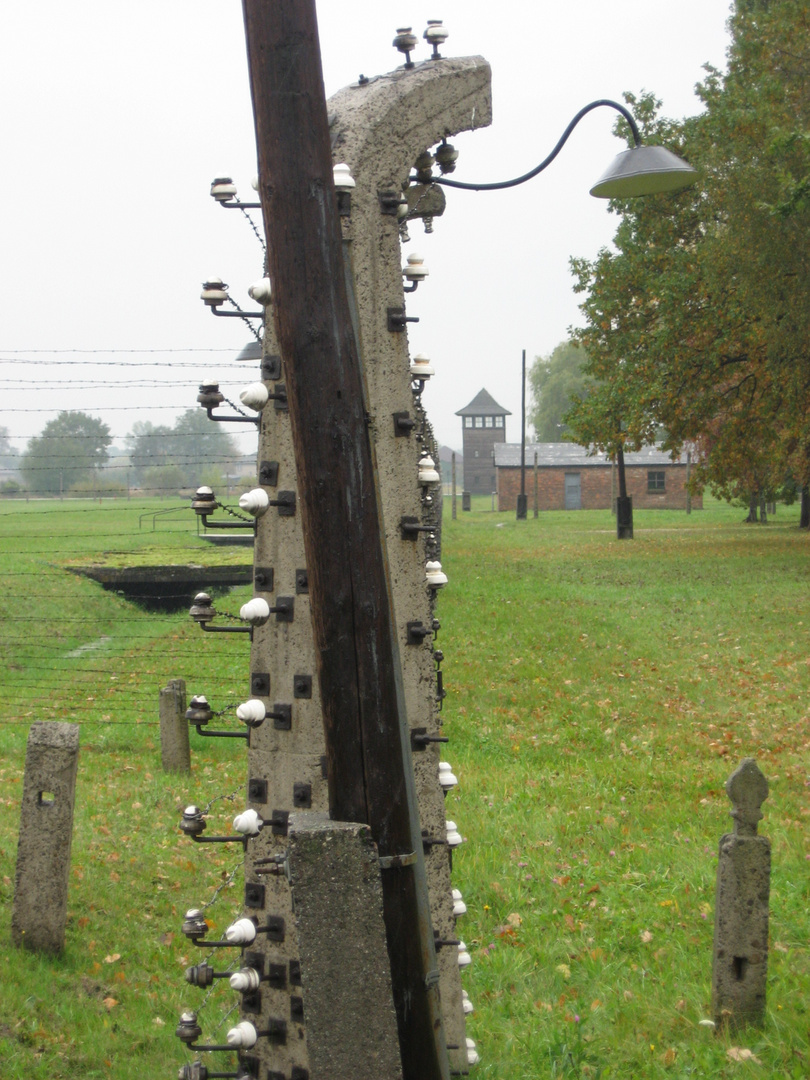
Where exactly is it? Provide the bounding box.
[153,1017,166,1026]
[506,912,522,928]
[727,1048,761,1064]
[662,1047,677,1067]
[640,930,653,944]
[555,964,571,979]
[103,953,121,964]
[102,997,118,1010]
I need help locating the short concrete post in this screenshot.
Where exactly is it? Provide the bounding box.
[287,813,403,1080]
[12,722,80,953]
[712,758,770,1030]
[159,678,189,773]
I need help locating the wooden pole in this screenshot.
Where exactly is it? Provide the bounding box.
[241,5,447,1078]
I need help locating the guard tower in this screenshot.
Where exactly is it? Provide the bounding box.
[456,388,511,496]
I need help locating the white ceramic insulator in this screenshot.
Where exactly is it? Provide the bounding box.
[185,907,203,920]
[236,699,267,726]
[184,804,201,817]
[463,994,474,1015]
[333,162,356,191]
[452,888,467,917]
[233,809,263,836]
[239,488,270,516]
[438,762,458,790]
[446,820,463,847]
[210,179,237,200]
[418,456,441,485]
[247,277,272,306]
[251,175,259,191]
[225,918,257,945]
[425,560,448,587]
[410,354,436,378]
[229,968,261,992]
[458,942,472,967]
[240,597,271,626]
[200,283,228,304]
[403,252,429,281]
[467,1037,480,1065]
[239,382,269,411]
[227,1020,258,1048]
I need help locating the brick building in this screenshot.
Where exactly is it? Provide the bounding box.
[495,443,700,511]
[455,389,511,495]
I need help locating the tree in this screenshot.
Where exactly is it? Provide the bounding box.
[566,0,810,518]
[126,409,240,491]
[0,427,19,471]
[528,340,590,440]
[20,412,111,495]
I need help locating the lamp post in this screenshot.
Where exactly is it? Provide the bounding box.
[517,348,527,520]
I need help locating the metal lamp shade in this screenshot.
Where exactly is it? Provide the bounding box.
[590,144,698,198]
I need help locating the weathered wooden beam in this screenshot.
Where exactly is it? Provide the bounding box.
[240,4,447,1078]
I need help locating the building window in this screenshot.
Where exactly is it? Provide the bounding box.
[474,416,484,428]
[648,470,665,492]
[464,416,473,428]
[494,416,504,428]
[474,450,479,457]
[484,416,493,428]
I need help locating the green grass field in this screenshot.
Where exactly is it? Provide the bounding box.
[0,497,807,1078]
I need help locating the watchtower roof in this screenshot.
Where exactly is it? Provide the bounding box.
[455,388,511,417]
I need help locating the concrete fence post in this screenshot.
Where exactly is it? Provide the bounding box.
[160,678,189,773]
[287,813,403,1080]
[12,721,80,953]
[712,758,770,1030]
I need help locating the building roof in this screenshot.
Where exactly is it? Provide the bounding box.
[455,388,512,417]
[494,442,691,467]
[437,445,462,464]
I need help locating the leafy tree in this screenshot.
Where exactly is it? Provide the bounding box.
[528,340,590,440]
[20,412,111,495]
[0,426,19,471]
[566,0,810,521]
[126,409,239,491]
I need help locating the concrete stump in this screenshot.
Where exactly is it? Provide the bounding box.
[287,813,403,1080]
[160,678,189,773]
[12,722,80,953]
[712,758,770,1030]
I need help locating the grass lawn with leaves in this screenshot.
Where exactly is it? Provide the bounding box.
[0,496,807,1078]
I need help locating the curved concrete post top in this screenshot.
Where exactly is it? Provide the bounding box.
[329,56,492,189]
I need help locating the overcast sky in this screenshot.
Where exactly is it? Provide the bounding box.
[1,1,733,458]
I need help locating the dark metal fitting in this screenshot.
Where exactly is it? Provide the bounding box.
[184,961,230,988]
[387,306,420,332]
[399,516,435,540]
[268,491,296,516]
[268,383,288,411]
[197,387,225,409]
[406,621,433,645]
[253,853,288,867]
[421,831,448,850]
[410,728,449,750]
[268,596,294,621]
[393,411,416,437]
[261,354,282,381]
[181,909,209,941]
[175,1011,203,1045]
[270,809,289,836]
[258,460,279,486]
[378,190,401,215]
[186,696,214,725]
[268,703,292,730]
[378,851,417,869]
[179,806,207,837]
[253,567,274,590]
[434,936,461,950]
[204,406,261,426]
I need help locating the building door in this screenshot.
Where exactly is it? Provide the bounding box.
[564,472,581,510]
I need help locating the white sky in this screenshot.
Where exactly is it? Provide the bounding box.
[1,1,732,458]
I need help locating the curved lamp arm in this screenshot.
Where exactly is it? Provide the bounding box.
[423,99,640,192]
[410,98,696,199]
